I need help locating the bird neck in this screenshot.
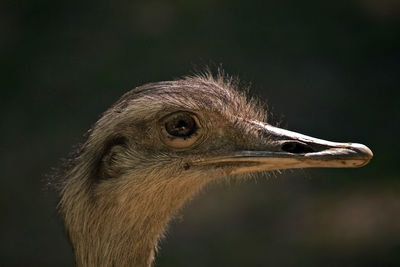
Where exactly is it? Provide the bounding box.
[60,172,212,267]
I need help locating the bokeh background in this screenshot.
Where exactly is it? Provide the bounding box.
[2,0,399,266]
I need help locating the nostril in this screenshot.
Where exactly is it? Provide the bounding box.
[281,142,315,154]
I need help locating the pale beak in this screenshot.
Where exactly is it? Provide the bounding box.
[196,121,373,175]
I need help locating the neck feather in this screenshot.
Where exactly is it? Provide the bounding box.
[60,172,212,267]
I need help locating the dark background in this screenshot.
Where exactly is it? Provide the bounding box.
[2,0,400,266]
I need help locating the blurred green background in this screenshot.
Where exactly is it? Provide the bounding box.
[2,0,399,266]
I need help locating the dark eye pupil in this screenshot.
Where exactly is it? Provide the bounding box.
[165,115,197,137]
[176,120,188,129]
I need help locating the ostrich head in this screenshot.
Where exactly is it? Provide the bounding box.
[58,74,372,267]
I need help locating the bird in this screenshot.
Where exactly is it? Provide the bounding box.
[56,73,373,267]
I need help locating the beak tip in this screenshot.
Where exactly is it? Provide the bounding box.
[349,143,373,167]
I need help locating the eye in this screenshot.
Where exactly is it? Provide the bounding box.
[159,112,202,149]
[165,113,197,137]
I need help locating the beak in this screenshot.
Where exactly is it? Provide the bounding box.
[196,120,373,175]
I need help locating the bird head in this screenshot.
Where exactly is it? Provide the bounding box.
[75,75,372,187]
